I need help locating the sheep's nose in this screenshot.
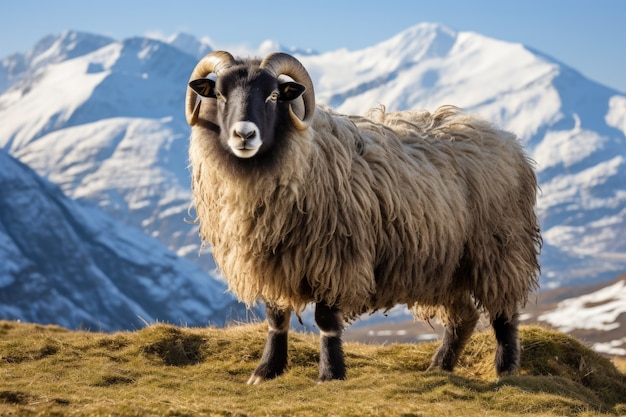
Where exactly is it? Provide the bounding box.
[233,125,256,141]
[229,122,261,152]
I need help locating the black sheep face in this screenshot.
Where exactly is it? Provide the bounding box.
[189,67,305,159]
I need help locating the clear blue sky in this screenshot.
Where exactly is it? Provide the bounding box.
[2,0,625,92]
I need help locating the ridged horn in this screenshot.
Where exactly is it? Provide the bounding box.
[260,52,315,131]
[185,51,236,126]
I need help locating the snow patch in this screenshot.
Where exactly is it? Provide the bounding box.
[534,117,609,171]
[593,337,626,356]
[538,280,626,333]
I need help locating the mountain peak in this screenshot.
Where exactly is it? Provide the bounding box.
[369,22,457,60]
[257,39,318,57]
[26,30,115,69]
[0,31,115,95]
[166,32,213,58]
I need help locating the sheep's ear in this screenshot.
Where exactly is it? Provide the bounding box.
[278,82,306,101]
[189,78,217,98]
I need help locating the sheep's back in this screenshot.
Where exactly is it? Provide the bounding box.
[358,106,540,318]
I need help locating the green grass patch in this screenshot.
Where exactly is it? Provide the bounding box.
[0,320,624,416]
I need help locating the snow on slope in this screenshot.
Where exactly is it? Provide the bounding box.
[14,117,197,257]
[539,279,626,333]
[0,32,212,270]
[0,31,115,94]
[0,149,248,331]
[1,23,626,299]
[537,277,626,355]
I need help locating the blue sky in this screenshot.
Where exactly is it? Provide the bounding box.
[2,0,625,92]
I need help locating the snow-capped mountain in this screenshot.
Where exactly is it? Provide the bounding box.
[0,31,118,98]
[0,32,209,268]
[165,32,212,60]
[0,149,248,331]
[1,23,625,331]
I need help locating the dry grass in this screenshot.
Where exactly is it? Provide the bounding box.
[0,320,625,416]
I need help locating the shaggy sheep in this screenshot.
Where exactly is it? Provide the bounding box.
[185,51,541,384]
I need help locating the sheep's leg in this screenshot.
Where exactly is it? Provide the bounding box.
[315,302,346,382]
[492,312,520,376]
[428,295,479,372]
[247,304,291,384]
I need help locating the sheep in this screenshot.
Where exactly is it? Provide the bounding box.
[185,51,542,384]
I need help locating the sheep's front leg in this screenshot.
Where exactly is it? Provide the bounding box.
[247,304,291,384]
[315,302,346,382]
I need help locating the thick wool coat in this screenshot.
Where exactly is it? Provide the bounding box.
[189,105,541,323]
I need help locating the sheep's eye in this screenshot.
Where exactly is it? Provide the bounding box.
[215,91,225,101]
[267,91,279,102]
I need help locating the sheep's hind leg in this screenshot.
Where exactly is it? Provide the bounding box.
[247,304,291,384]
[315,302,346,382]
[428,295,479,372]
[492,312,520,376]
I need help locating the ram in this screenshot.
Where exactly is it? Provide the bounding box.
[185,51,541,384]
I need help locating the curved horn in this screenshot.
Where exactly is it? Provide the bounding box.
[185,51,236,126]
[260,52,315,131]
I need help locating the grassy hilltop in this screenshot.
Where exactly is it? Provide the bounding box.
[0,320,625,416]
